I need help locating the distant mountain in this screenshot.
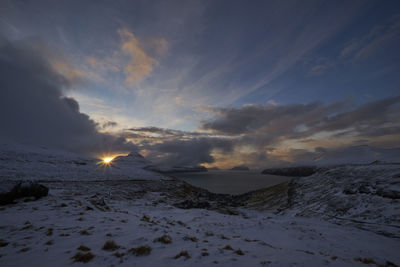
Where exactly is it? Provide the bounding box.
[310,145,400,166]
[262,166,316,177]
[230,165,250,171]
[148,165,208,173]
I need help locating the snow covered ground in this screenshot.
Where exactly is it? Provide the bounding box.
[1,180,399,267]
[0,143,399,266]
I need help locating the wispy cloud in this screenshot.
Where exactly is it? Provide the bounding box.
[307,14,400,76]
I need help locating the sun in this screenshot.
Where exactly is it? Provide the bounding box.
[102,157,114,164]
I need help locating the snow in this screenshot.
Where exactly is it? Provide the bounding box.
[0,181,399,267]
[0,142,399,266]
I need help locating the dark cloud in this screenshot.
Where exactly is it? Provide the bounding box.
[101,121,118,130]
[0,37,136,155]
[201,97,400,148]
[141,137,234,167]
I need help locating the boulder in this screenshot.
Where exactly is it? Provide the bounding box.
[0,181,49,205]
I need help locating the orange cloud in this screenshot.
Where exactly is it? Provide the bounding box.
[51,60,86,84]
[118,28,159,85]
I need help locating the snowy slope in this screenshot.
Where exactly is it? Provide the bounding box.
[275,164,400,238]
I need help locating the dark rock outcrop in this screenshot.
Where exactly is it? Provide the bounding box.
[261,166,316,177]
[174,199,211,209]
[0,181,49,205]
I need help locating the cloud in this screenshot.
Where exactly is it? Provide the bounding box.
[74,28,167,89]
[125,126,214,140]
[0,37,137,156]
[120,97,399,168]
[118,28,159,85]
[201,98,400,145]
[141,137,234,167]
[307,14,400,76]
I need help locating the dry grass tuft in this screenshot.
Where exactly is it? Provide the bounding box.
[183,235,198,242]
[45,240,54,246]
[129,245,152,256]
[235,249,245,255]
[71,252,95,263]
[77,245,91,251]
[223,245,233,250]
[46,228,53,236]
[141,215,150,222]
[354,258,376,264]
[219,234,230,240]
[114,252,125,258]
[174,250,190,260]
[102,240,120,251]
[154,235,172,244]
[80,230,90,236]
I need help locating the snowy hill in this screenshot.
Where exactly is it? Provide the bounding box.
[0,142,168,181]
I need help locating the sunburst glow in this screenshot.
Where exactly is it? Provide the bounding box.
[102,157,114,164]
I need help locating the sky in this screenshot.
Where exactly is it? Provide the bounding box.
[0,0,399,168]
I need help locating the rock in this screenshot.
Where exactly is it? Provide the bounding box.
[261,166,316,177]
[376,189,400,199]
[173,200,211,209]
[343,188,357,195]
[0,181,49,205]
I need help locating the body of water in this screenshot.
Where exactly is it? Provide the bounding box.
[170,170,290,195]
